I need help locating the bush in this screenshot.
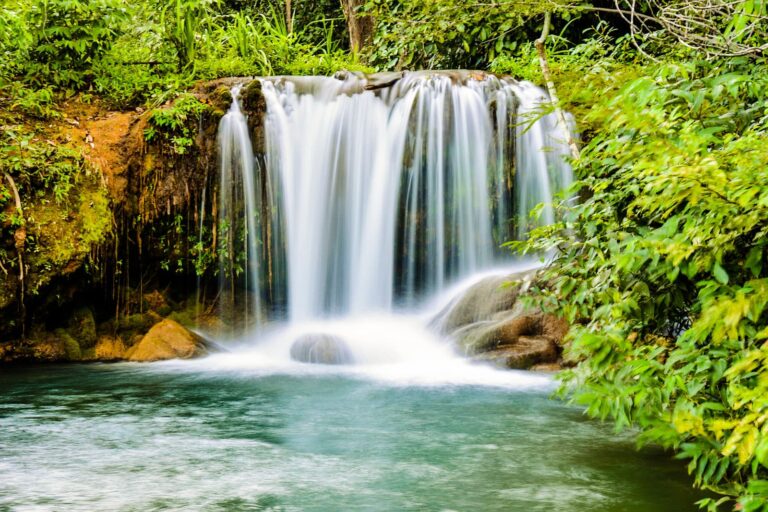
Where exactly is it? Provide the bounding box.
[25,0,126,90]
[514,55,768,511]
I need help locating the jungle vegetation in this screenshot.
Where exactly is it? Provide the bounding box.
[1,0,768,510]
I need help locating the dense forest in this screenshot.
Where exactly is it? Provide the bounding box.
[1,0,768,510]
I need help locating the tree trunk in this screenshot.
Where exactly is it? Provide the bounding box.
[535,12,580,160]
[285,0,293,34]
[340,0,374,53]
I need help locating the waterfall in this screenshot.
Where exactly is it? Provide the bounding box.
[216,71,573,324]
[217,85,261,325]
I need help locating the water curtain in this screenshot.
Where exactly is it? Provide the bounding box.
[216,72,573,323]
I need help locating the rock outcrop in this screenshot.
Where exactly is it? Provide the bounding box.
[433,269,569,370]
[290,333,354,365]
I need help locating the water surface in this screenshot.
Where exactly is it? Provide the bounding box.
[0,363,702,511]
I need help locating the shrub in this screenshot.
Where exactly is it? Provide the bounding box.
[514,56,768,511]
[25,0,126,90]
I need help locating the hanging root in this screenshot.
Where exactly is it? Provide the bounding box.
[4,172,26,335]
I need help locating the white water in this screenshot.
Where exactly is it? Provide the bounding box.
[217,85,261,324]
[211,71,573,383]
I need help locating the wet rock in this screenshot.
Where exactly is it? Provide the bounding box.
[240,80,267,153]
[458,312,569,355]
[127,319,208,362]
[471,336,558,370]
[432,270,533,335]
[54,329,82,360]
[433,269,569,370]
[290,334,354,365]
[530,362,563,372]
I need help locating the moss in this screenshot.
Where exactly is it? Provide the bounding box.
[15,156,112,300]
[119,313,156,332]
[54,328,82,360]
[240,80,264,114]
[78,186,111,247]
[67,306,97,349]
[209,85,233,113]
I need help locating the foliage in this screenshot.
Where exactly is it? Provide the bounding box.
[513,54,768,510]
[0,3,32,84]
[24,0,126,89]
[612,0,768,60]
[364,0,578,70]
[9,86,61,120]
[161,0,219,72]
[0,122,112,302]
[0,0,367,111]
[0,129,84,207]
[144,94,210,155]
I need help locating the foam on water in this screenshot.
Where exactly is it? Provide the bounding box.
[170,261,552,390]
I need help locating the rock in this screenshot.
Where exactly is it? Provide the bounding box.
[29,332,68,362]
[290,334,354,365]
[530,362,563,372]
[127,319,208,362]
[458,312,569,355]
[431,270,534,335]
[93,335,127,361]
[67,306,97,349]
[54,329,82,360]
[472,336,558,370]
[433,269,569,370]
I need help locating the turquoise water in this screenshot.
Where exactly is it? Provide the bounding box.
[0,363,701,511]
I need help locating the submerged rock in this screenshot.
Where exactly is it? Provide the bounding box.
[290,334,354,365]
[433,269,569,370]
[127,319,208,362]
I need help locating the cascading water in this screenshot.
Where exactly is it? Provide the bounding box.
[217,85,261,325]
[213,71,573,355]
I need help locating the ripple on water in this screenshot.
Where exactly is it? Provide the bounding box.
[0,364,704,512]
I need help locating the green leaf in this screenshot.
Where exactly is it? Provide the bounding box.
[713,262,729,285]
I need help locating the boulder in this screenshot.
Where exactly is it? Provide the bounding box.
[433,269,569,370]
[431,270,534,334]
[127,319,208,362]
[290,333,354,365]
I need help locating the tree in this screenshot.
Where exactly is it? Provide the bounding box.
[341,0,374,53]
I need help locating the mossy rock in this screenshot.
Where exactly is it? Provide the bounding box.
[29,330,81,362]
[209,85,233,113]
[67,307,97,349]
[240,80,264,113]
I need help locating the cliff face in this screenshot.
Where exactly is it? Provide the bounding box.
[0,79,261,362]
